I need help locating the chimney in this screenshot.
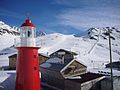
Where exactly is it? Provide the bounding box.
[61,56,64,64]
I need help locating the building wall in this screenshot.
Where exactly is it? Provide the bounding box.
[9,57,16,69]
[64,80,81,90]
[101,76,120,90]
[81,80,101,90]
[41,68,65,89]
[62,60,87,77]
[38,55,48,64]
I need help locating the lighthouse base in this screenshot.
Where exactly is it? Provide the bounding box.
[15,47,40,90]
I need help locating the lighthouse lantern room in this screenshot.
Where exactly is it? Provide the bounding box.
[21,19,36,47]
[15,19,40,90]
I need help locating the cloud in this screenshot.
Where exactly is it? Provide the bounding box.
[56,6,120,31]
[51,0,120,31]
[52,0,120,8]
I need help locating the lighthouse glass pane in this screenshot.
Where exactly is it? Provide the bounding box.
[28,30,32,37]
[20,28,25,38]
[22,32,26,37]
[21,26,35,38]
[33,28,36,37]
[27,27,34,38]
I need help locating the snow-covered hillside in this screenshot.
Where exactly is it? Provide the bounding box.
[0,22,120,74]
[37,27,120,70]
[0,21,20,51]
[0,21,20,67]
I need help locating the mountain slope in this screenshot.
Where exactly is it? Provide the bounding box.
[0,21,20,51]
[0,22,120,74]
[37,27,120,69]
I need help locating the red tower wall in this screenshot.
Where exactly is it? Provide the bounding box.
[15,47,40,90]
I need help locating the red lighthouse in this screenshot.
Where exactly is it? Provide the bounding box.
[15,19,40,90]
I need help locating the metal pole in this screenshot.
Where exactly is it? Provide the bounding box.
[107,27,114,90]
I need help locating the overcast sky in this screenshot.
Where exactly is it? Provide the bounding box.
[0,0,120,34]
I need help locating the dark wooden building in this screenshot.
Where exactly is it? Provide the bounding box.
[40,57,88,90]
[9,53,49,69]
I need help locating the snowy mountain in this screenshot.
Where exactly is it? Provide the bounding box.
[37,27,120,69]
[0,21,20,51]
[0,22,120,75]
[36,30,46,37]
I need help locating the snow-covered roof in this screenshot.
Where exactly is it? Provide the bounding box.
[66,72,105,84]
[40,57,73,71]
[0,71,10,84]
[46,58,62,63]
[88,68,120,76]
[49,48,78,56]
[41,62,66,71]
[65,76,81,79]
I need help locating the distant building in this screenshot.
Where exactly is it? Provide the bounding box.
[100,62,120,90]
[9,53,49,70]
[106,61,120,70]
[50,49,77,63]
[101,76,120,90]
[9,54,17,70]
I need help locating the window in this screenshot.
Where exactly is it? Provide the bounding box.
[34,66,37,70]
[22,32,26,37]
[28,30,31,37]
[34,55,36,58]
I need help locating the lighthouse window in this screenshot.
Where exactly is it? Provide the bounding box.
[28,30,32,37]
[34,67,37,70]
[34,55,36,58]
[21,30,26,37]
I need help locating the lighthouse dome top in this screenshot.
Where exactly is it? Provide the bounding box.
[21,19,35,27]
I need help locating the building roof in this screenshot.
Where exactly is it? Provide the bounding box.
[66,72,105,84]
[40,58,69,71]
[8,53,49,58]
[50,49,78,56]
[8,54,17,58]
[39,53,49,58]
[41,62,67,71]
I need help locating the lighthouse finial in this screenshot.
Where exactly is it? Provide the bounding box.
[27,13,30,19]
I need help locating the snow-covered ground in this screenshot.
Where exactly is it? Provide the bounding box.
[0,71,15,90]
[0,71,42,90]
